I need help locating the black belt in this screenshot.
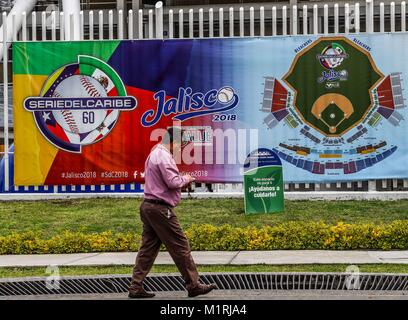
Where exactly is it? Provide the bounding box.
[144,198,173,208]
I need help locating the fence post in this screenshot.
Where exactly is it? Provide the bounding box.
[41,11,46,40]
[80,10,84,40]
[127,9,133,40]
[2,12,9,191]
[239,7,245,37]
[179,9,184,38]
[98,10,103,40]
[59,12,64,40]
[334,3,339,34]
[313,4,318,35]
[12,13,17,41]
[250,7,254,37]
[89,10,94,40]
[366,0,374,33]
[209,8,214,37]
[199,8,204,38]
[368,180,376,192]
[70,13,75,41]
[239,7,244,37]
[282,6,287,35]
[155,1,163,39]
[118,10,123,40]
[138,9,143,39]
[355,3,360,33]
[402,1,406,32]
[188,9,193,38]
[272,6,277,36]
[22,11,27,41]
[391,2,395,33]
[292,5,297,35]
[345,3,350,34]
[229,7,234,37]
[108,10,114,40]
[303,5,308,35]
[260,6,265,36]
[32,11,36,41]
[168,9,173,39]
[219,8,224,37]
[148,9,153,39]
[324,4,328,34]
[380,2,384,33]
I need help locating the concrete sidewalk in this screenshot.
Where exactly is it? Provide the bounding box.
[1,250,408,267]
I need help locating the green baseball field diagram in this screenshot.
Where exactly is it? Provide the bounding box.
[283,37,384,136]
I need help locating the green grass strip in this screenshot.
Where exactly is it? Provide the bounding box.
[1,198,408,238]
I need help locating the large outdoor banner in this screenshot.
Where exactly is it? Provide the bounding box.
[13,34,408,186]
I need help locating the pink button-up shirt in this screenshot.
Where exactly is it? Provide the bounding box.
[144,144,188,207]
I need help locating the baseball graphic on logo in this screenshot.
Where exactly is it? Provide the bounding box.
[52,75,108,134]
[217,87,235,104]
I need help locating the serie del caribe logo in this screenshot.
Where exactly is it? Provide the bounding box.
[24,55,137,153]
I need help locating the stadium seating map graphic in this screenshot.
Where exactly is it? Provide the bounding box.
[261,36,406,176]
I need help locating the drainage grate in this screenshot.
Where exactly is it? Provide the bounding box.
[0,273,407,296]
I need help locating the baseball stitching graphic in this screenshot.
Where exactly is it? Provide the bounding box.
[52,75,108,134]
[217,87,235,103]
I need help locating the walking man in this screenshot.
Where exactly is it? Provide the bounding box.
[128,127,217,298]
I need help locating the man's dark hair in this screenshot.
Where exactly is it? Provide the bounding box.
[163,126,182,144]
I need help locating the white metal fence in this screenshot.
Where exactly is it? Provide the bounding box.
[1,0,408,194]
[2,0,408,42]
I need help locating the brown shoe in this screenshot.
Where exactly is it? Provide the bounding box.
[187,283,217,298]
[128,288,155,299]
